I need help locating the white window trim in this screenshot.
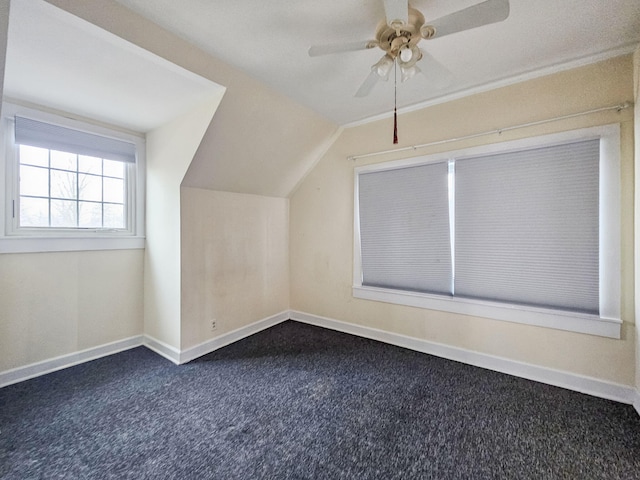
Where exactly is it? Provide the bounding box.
[0,102,145,253]
[353,124,621,339]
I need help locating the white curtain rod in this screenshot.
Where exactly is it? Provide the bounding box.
[347,101,633,162]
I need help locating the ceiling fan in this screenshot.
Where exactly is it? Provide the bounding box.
[308,0,510,97]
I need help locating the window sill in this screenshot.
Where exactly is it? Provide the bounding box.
[0,235,145,254]
[353,285,621,339]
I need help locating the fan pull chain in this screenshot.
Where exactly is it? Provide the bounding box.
[393,58,398,144]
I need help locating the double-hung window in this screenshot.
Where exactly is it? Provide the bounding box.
[353,125,621,338]
[2,103,145,252]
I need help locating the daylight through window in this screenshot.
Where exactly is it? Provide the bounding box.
[11,114,138,234]
[19,145,126,229]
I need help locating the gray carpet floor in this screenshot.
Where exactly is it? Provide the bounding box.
[1,320,639,479]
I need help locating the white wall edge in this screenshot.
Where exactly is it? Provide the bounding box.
[0,335,143,388]
[287,126,344,198]
[353,286,621,339]
[178,311,290,364]
[0,236,145,254]
[289,310,635,405]
[142,334,181,365]
[0,311,288,387]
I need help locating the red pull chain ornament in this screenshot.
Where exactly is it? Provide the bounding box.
[393,107,398,144]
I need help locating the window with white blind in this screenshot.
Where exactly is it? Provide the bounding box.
[2,103,145,252]
[353,125,621,338]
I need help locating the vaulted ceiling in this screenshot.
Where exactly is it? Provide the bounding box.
[4,0,224,133]
[3,0,638,197]
[113,0,640,125]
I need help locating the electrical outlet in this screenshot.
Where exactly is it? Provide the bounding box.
[210,319,217,332]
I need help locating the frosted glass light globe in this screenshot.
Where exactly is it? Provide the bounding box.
[399,46,413,63]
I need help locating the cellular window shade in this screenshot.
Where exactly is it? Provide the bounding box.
[358,162,452,294]
[454,139,600,314]
[14,116,136,163]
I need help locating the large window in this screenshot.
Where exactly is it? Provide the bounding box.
[353,125,621,338]
[2,103,145,252]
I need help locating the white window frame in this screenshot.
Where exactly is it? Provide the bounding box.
[0,102,145,253]
[353,124,621,339]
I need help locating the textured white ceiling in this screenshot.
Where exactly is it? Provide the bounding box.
[112,0,640,125]
[4,0,224,133]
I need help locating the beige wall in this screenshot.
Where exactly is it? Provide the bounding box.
[144,96,222,349]
[0,249,144,371]
[36,0,335,362]
[0,0,146,375]
[181,188,289,350]
[291,55,636,386]
[0,0,328,373]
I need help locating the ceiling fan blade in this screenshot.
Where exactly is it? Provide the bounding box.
[383,0,408,28]
[416,50,454,90]
[308,40,378,57]
[425,0,509,39]
[355,69,381,98]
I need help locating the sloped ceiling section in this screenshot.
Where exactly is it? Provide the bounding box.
[44,0,339,198]
[113,0,640,126]
[184,80,341,197]
[5,0,224,133]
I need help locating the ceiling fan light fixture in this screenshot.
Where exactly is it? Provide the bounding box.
[399,45,413,63]
[374,55,394,80]
[308,0,512,143]
[397,45,422,69]
[400,65,419,82]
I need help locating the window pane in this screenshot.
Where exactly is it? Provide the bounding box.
[13,114,136,234]
[51,199,77,227]
[79,201,102,228]
[358,162,452,295]
[79,174,102,202]
[19,145,48,167]
[50,151,77,171]
[103,159,124,178]
[104,177,124,203]
[78,155,102,174]
[20,165,49,197]
[20,197,49,227]
[455,139,599,313]
[51,169,77,199]
[104,203,125,229]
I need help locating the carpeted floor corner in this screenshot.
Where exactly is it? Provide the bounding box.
[1,320,639,479]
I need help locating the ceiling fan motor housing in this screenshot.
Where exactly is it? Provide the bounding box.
[376,7,425,59]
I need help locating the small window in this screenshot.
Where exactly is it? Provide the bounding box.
[2,104,145,245]
[18,144,128,230]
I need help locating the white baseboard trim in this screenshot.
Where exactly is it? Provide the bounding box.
[290,310,636,405]
[0,335,144,388]
[634,390,640,417]
[0,311,291,387]
[178,310,290,364]
[142,335,181,365]
[3,310,635,412]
